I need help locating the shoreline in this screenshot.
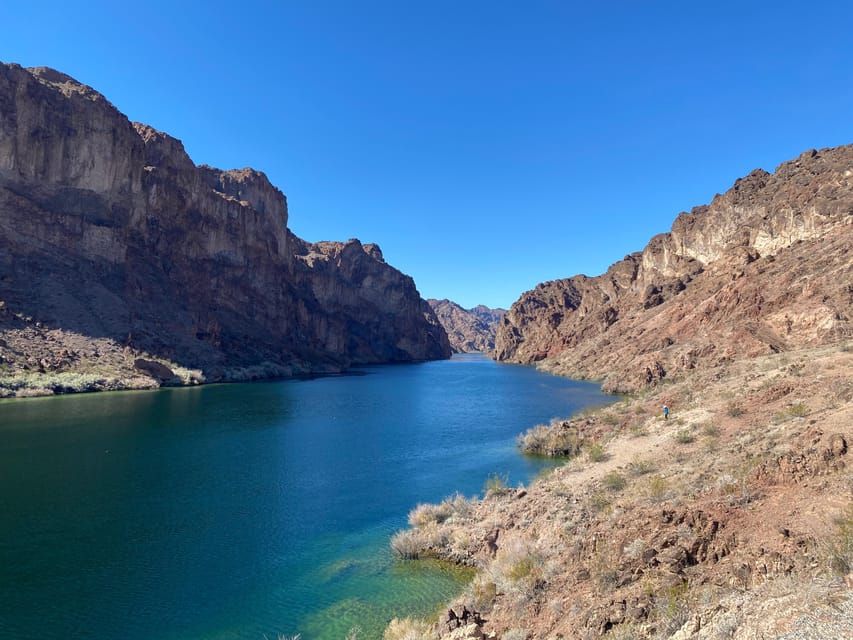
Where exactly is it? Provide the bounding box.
[386,342,853,639]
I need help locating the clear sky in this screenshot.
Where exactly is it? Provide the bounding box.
[4,2,853,309]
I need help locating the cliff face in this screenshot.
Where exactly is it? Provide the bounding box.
[427,299,505,353]
[0,63,449,393]
[495,146,853,392]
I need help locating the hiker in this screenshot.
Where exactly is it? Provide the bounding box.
[663,405,669,420]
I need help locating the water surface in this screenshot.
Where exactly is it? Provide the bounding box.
[0,354,612,639]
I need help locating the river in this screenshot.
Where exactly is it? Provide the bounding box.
[0,354,612,639]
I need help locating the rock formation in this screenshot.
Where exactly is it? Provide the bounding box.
[0,63,450,395]
[428,299,505,353]
[495,146,853,392]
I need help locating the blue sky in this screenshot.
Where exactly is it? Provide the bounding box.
[4,1,853,309]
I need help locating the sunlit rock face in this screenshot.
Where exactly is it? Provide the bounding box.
[427,299,506,354]
[0,62,450,385]
[495,145,853,392]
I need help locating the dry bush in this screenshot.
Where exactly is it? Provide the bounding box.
[628,456,656,476]
[383,617,432,640]
[484,473,511,497]
[487,540,545,600]
[602,471,626,492]
[586,442,607,462]
[408,493,471,528]
[517,420,581,456]
[827,503,853,576]
[390,525,446,559]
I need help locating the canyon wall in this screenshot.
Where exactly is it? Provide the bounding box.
[495,146,853,392]
[0,63,450,392]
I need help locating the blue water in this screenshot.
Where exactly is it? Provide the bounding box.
[0,354,612,639]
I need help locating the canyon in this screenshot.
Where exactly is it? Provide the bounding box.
[0,63,450,396]
[390,145,853,640]
[428,299,505,353]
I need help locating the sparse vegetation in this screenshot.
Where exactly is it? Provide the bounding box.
[646,475,669,503]
[517,420,582,456]
[702,423,721,438]
[652,583,691,637]
[383,617,432,640]
[786,402,809,417]
[602,471,626,492]
[586,442,607,462]
[674,428,695,444]
[483,472,511,497]
[827,503,853,576]
[627,456,656,476]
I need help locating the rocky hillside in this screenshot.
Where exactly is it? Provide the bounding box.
[0,63,450,396]
[495,146,853,392]
[391,341,853,639]
[428,299,505,353]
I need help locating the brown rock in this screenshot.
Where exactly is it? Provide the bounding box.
[428,299,505,353]
[494,144,853,392]
[0,62,452,389]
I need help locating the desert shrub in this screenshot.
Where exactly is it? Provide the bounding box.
[622,538,647,561]
[628,456,656,476]
[502,630,528,640]
[602,471,626,492]
[703,423,721,438]
[489,541,544,597]
[591,544,620,592]
[390,530,423,559]
[586,442,607,462]
[483,472,510,497]
[652,583,690,638]
[391,524,446,559]
[601,413,620,426]
[646,475,669,503]
[786,402,809,417]
[407,493,471,528]
[517,421,581,456]
[587,490,612,514]
[726,403,744,417]
[828,503,853,576]
[674,428,695,444]
[383,617,432,640]
[629,423,648,437]
[469,576,498,611]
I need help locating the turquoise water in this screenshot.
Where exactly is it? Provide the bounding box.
[0,354,612,639]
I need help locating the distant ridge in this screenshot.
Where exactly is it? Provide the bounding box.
[428,299,506,353]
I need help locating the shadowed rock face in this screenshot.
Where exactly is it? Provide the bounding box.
[427,299,506,353]
[495,146,853,392]
[0,62,450,386]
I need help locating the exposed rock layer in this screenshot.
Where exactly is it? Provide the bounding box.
[495,146,853,392]
[427,299,505,353]
[0,63,450,393]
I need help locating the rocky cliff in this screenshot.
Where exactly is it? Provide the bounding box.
[0,63,450,395]
[427,299,505,353]
[495,146,853,392]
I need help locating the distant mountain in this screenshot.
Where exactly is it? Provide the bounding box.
[495,145,853,392]
[0,63,451,396]
[428,299,506,353]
